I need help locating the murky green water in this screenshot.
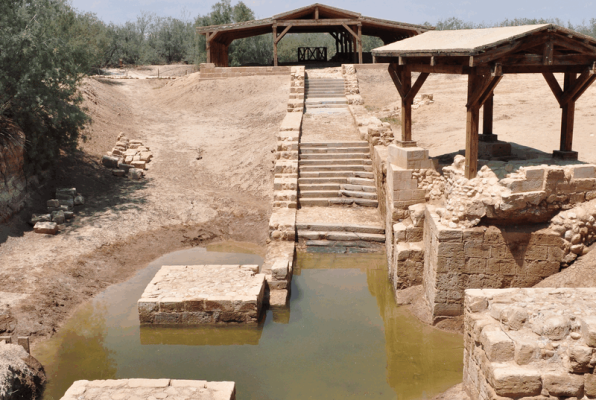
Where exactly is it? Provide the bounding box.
[36,245,463,400]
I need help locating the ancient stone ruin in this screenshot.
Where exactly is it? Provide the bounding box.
[464,288,596,400]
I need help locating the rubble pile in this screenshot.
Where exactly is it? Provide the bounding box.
[30,188,84,235]
[101,133,153,179]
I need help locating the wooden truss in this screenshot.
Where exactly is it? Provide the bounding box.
[378,28,596,178]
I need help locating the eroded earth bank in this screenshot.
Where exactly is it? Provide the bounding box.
[0,72,289,341]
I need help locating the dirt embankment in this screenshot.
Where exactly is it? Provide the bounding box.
[0,72,290,342]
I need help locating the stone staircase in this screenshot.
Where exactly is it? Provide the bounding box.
[298,141,378,207]
[304,78,348,110]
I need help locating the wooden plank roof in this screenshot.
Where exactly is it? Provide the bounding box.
[373,24,596,57]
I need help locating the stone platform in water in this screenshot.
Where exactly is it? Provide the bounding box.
[60,379,235,400]
[138,265,265,324]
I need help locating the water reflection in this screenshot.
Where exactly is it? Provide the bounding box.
[36,245,463,400]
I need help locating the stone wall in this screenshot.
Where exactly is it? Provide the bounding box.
[424,206,564,323]
[439,156,596,228]
[199,63,291,81]
[464,288,596,400]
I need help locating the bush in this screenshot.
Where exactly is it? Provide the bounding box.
[0,0,91,174]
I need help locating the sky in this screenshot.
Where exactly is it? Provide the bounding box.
[70,0,596,26]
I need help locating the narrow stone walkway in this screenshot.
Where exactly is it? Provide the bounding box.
[297,71,385,252]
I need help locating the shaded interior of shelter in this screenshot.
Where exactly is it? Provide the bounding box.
[35,245,463,400]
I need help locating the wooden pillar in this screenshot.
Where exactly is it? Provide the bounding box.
[357,25,363,64]
[400,69,412,143]
[273,26,278,67]
[482,94,493,135]
[560,72,577,152]
[206,32,211,63]
[465,74,481,179]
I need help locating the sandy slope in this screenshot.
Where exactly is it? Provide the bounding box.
[0,73,289,340]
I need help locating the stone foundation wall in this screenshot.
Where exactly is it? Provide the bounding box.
[199,63,291,81]
[389,204,426,291]
[0,130,35,223]
[464,288,596,400]
[424,207,564,323]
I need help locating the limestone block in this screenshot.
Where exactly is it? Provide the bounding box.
[129,168,144,180]
[102,155,120,169]
[139,152,153,162]
[64,211,74,220]
[59,198,74,208]
[118,162,132,172]
[542,315,569,340]
[131,161,146,170]
[30,213,51,225]
[47,199,60,208]
[74,195,84,206]
[572,165,596,179]
[274,177,297,191]
[56,188,76,199]
[124,149,138,157]
[388,145,430,169]
[581,316,596,347]
[34,221,58,234]
[480,327,515,362]
[543,371,584,397]
[271,259,289,280]
[113,169,126,177]
[568,345,593,373]
[274,160,298,175]
[586,374,596,397]
[490,366,542,398]
[130,139,143,145]
[51,210,65,224]
[111,148,123,156]
[133,155,141,162]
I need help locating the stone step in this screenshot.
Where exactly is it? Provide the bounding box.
[306,89,345,93]
[299,177,348,184]
[340,190,377,200]
[297,230,385,242]
[300,153,369,160]
[299,159,372,166]
[299,183,341,191]
[300,142,368,147]
[299,165,372,172]
[300,147,369,154]
[304,240,384,251]
[305,94,346,99]
[347,177,376,186]
[299,190,339,198]
[342,184,376,193]
[299,198,378,207]
[305,98,348,105]
[296,223,385,234]
[300,171,374,179]
[305,104,350,109]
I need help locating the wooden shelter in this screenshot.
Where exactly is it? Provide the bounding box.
[196,3,430,67]
[372,24,596,178]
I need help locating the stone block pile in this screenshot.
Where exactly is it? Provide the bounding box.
[31,188,84,235]
[102,133,153,179]
[342,64,363,105]
[390,204,426,290]
[464,288,596,400]
[287,66,305,113]
[60,379,236,400]
[138,265,265,325]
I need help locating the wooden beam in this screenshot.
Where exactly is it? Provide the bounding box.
[465,74,482,179]
[272,25,278,67]
[572,74,596,102]
[542,72,563,106]
[387,63,406,98]
[560,72,577,152]
[552,36,596,56]
[483,93,494,135]
[543,38,554,65]
[358,25,363,64]
[405,72,429,104]
[277,19,361,26]
[274,25,292,44]
[467,74,502,109]
[560,68,595,105]
[342,23,359,42]
[314,6,319,20]
[471,35,550,65]
[400,69,413,142]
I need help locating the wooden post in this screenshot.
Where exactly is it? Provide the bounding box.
[352,27,357,63]
[482,94,493,135]
[560,72,576,152]
[465,74,481,179]
[357,25,363,64]
[206,33,211,63]
[273,26,278,67]
[314,6,319,19]
[400,69,412,143]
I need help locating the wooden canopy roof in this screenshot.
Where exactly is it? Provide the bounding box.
[371,25,596,179]
[373,24,596,74]
[196,3,431,67]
